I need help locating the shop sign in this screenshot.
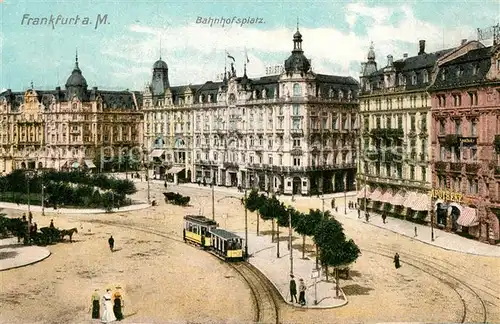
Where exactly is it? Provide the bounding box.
[429,188,463,203]
[459,137,477,147]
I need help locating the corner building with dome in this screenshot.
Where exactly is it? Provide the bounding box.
[143,28,359,195]
[0,54,143,173]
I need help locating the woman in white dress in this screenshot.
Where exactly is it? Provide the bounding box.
[101,289,116,323]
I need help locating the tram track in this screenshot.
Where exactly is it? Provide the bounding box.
[229,262,281,324]
[87,219,281,323]
[363,246,489,323]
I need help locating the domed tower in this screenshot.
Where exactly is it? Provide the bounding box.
[151,57,170,96]
[284,24,311,76]
[362,42,378,76]
[65,51,88,101]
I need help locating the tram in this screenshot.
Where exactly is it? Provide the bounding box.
[209,228,244,261]
[183,215,217,248]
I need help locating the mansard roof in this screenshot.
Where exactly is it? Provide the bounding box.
[0,88,143,111]
[429,46,493,91]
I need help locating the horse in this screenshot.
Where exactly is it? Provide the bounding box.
[60,228,78,243]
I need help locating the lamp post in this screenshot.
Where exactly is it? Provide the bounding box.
[344,173,347,215]
[41,184,46,216]
[26,170,35,215]
[211,178,215,221]
[218,194,248,259]
[288,206,293,275]
[142,147,151,204]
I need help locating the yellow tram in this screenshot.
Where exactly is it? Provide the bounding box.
[183,215,217,248]
[209,228,244,261]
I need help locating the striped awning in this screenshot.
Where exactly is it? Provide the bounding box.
[369,187,383,201]
[356,185,370,199]
[403,192,418,208]
[166,166,185,174]
[411,194,431,211]
[379,189,394,203]
[392,191,407,206]
[84,160,96,168]
[150,149,165,158]
[457,207,479,227]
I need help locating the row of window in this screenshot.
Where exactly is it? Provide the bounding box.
[436,92,478,107]
[364,162,427,182]
[438,118,477,136]
[437,176,479,195]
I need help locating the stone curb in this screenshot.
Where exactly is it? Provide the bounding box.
[0,248,51,272]
[249,251,349,309]
[0,202,151,215]
[337,211,500,258]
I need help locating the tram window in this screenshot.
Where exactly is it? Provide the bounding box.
[223,241,227,252]
[188,224,193,232]
[201,227,206,235]
[235,239,241,249]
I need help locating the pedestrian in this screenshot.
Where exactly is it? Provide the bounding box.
[357,209,361,219]
[394,253,401,269]
[101,289,116,323]
[331,198,335,209]
[89,289,100,319]
[49,219,54,228]
[299,278,307,306]
[164,181,167,188]
[289,274,298,304]
[108,235,115,252]
[414,226,418,237]
[112,286,124,321]
[382,213,387,224]
[365,212,370,222]
[28,212,33,225]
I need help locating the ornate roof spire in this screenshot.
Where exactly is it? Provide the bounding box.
[367,41,376,61]
[74,48,80,71]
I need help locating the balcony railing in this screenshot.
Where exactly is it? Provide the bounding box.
[449,162,463,172]
[290,129,304,137]
[465,163,480,173]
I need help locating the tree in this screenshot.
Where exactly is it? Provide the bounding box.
[314,217,361,297]
[257,195,279,243]
[293,211,309,259]
[307,209,327,267]
[320,239,361,297]
[243,189,266,236]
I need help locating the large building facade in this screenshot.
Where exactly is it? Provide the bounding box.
[429,41,500,243]
[0,54,143,173]
[357,40,455,222]
[142,29,359,195]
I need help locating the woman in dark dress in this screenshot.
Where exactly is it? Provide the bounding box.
[113,287,124,320]
[90,289,100,319]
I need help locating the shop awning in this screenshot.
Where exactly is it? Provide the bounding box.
[150,149,165,158]
[403,192,418,209]
[392,191,407,206]
[379,189,394,204]
[356,185,370,199]
[457,207,479,227]
[167,166,185,174]
[84,160,96,168]
[369,187,383,201]
[411,193,431,211]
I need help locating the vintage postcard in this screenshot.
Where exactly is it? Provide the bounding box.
[0,0,499,323]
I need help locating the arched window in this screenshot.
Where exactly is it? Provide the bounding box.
[293,83,301,96]
[328,88,334,98]
[338,90,344,100]
[72,103,77,110]
[422,70,429,83]
[262,88,267,99]
[411,73,417,85]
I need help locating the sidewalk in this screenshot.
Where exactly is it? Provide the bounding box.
[237,231,348,309]
[0,237,51,271]
[336,208,500,257]
[0,202,151,214]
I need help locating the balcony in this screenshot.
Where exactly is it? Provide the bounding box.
[290,129,304,137]
[369,128,404,139]
[465,162,480,174]
[290,148,303,155]
[449,162,463,173]
[223,161,238,169]
[275,128,284,133]
[435,161,447,172]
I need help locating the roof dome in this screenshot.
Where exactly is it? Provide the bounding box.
[153,59,168,69]
[65,54,88,88]
[284,53,311,74]
[293,30,302,39]
[367,42,376,61]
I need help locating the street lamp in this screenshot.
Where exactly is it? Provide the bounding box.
[142,147,151,204]
[218,194,248,259]
[26,170,35,215]
[344,173,347,215]
[41,184,46,216]
[211,178,215,221]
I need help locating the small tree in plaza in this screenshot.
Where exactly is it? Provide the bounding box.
[258,195,282,243]
[243,189,267,236]
[314,217,361,297]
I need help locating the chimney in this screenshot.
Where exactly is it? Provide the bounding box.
[418,40,426,55]
[403,53,408,60]
[387,55,393,67]
[461,38,467,45]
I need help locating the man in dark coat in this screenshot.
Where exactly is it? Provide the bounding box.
[108,235,115,252]
[289,274,298,303]
[394,253,401,269]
